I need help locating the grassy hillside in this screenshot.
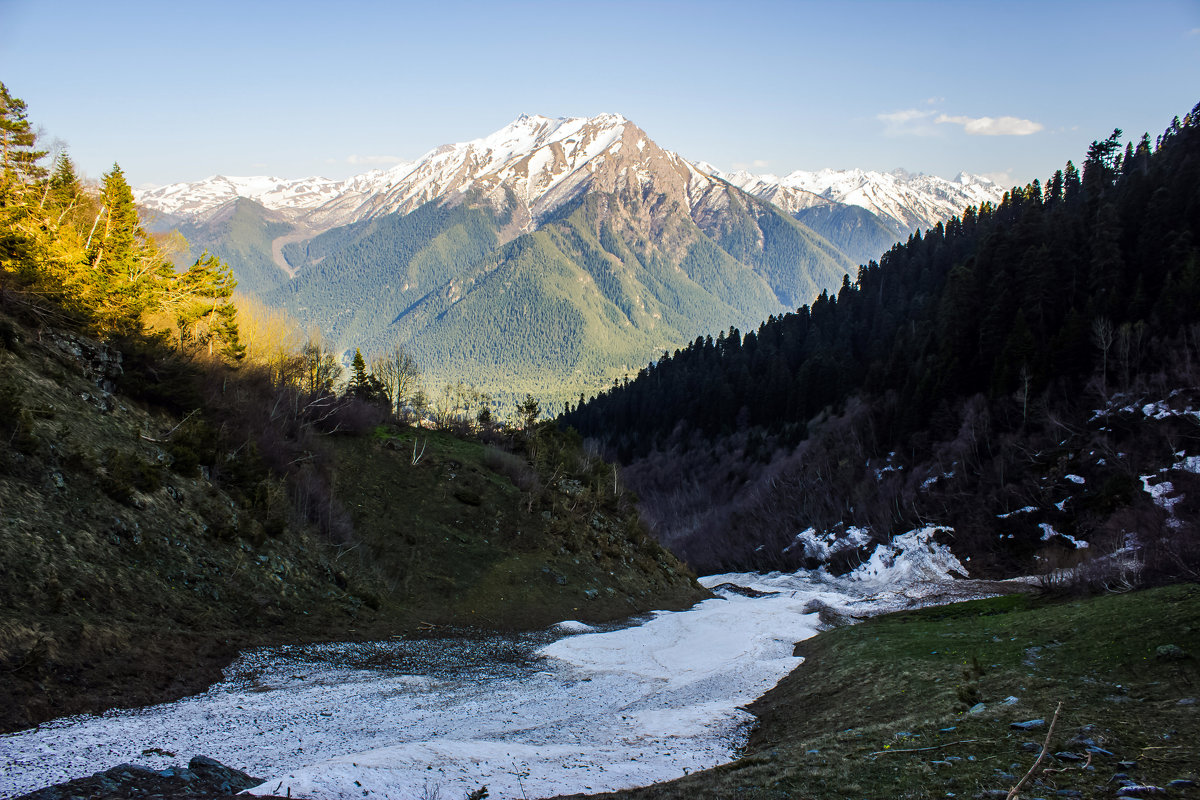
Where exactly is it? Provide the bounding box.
[562,584,1200,800]
[0,307,706,734]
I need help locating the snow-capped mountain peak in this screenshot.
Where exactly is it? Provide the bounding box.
[135,115,1006,236]
[136,113,655,228]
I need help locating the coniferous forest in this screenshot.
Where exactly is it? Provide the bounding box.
[563,106,1200,579]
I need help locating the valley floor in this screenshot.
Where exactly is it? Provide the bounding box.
[3,530,993,799]
[6,542,1196,800]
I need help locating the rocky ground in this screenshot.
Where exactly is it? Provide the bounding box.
[12,755,267,800]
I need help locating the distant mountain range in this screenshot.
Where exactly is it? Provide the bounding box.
[137,115,1006,406]
[707,166,1002,231]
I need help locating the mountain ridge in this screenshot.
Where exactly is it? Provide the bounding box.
[708,164,1004,233]
[137,114,1007,238]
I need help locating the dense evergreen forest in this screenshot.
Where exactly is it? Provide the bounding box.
[563,105,1200,579]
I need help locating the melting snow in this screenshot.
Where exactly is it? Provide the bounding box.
[1141,474,1183,527]
[1039,523,1089,549]
[1174,455,1200,474]
[997,506,1037,519]
[782,526,872,559]
[0,531,988,800]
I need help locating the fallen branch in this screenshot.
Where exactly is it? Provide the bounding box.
[139,408,200,443]
[1007,701,1063,800]
[1043,751,1092,774]
[870,739,980,756]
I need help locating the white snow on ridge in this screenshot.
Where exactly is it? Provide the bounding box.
[136,113,643,228]
[0,530,988,800]
[137,114,1002,238]
[711,165,1005,232]
[136,173,361,218]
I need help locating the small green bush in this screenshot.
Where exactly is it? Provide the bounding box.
[100,448,162,503]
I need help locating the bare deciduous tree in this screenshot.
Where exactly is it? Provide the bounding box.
[1091,316,1115,398]
[371,345,422,417]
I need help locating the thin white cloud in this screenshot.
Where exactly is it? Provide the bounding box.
[877,108,939,137]
[346,154,408,166]
[731,159,771,171]
[1189,27,1200,35]
[878,108,934,124]
[981,170,1013,186]
[936,114,1044,136]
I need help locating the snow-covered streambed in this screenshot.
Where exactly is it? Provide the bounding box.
[1,529,988,799]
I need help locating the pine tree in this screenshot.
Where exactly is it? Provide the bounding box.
[46,152,83,220]
[88,163,173,334]
[173,251,244,361]
[0,83,48,288]
[349,348,369,394]
[518,394,540,429]
[0,82,46,188]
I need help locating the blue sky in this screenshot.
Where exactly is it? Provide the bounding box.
[2,0,1197,188]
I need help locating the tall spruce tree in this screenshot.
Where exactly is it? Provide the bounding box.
[0,82,47,286]
[0,82,46,188]
[174,251,244,361]
[88,163,173,334]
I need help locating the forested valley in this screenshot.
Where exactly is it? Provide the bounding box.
[564,105,1200,582]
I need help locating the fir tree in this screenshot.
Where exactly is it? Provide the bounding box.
[85,164,173,333]
[0,82,46,188]
[174,251,244,361]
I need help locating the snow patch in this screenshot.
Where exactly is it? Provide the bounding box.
[844,528,969,587]
[1173,455,1200,474]
[782,526,871,560]
[997,506,1036,519]
[1039,523,1089,549]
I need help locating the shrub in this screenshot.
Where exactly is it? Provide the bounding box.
[100,448,161,503]
[482,446,538,492]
